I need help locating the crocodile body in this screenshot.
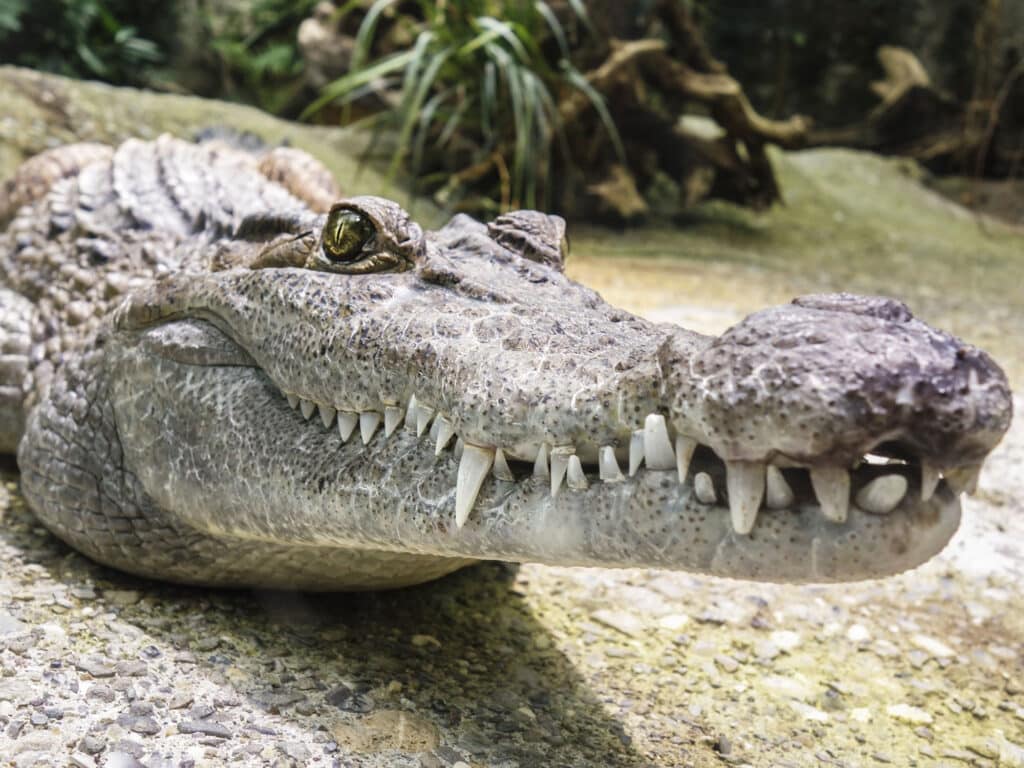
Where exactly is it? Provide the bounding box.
[0,136,1013,589]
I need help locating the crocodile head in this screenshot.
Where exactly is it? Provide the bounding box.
[109,196,1013,586]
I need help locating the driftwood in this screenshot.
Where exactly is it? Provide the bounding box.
[809,46,1023,179]
[299,1,813,220]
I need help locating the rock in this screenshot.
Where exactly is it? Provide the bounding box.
[590,609,644,638]
[178,720,232,739]
[329,710,440,753]
[0,613,27,636]
[886,704,934,725]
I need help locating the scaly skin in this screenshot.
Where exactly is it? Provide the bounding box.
[0,136,1013,589]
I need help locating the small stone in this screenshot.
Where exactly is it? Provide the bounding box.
[115,661,147,677]
[886,704,933,725]
[591,609,644,638]
[411,634,441,648]
[769,630,802,651]
[714,654,740,673]
[103,590,141,606]
[846,624,871,643]
[326,684,374,713]
[178,720,232,739]
[279,741,311,761]
[79,735,105,755]
[0,613,27,636]
[168,691,193,709]
[911,634,955,658]
[75,657,116,678]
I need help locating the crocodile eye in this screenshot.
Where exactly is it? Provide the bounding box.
[322,208,375,263]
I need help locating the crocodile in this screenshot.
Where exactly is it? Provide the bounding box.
[0,136,1013,590]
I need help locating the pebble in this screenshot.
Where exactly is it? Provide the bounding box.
[911,634,956,659]
[886,704,934,725]
[590,609,644,637]
[0,613,27,636]
[178,720,232,739]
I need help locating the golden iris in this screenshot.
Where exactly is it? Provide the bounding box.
[322,208,375,263]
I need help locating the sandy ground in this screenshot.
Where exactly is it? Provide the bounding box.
[0,68,1022,767]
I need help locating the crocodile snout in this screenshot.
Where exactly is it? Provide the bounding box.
[670,292,1012,472]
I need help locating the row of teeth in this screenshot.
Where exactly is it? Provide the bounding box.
[283,393,979,533]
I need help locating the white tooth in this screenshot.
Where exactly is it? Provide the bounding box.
[384,406,404,437]
[629,429,645,476]
[318,404,336,429]
[550,447,573,497]
[493,448,515,481]
[675,436,697,483]
[567,455,588,490]
[434,417,455,455]
[946,464,981,495]
[360,411,381,444]
[300,399,316,420]
[286,393,299,410]
[404,395,419,432]
[855,474,908,514]
[599,446,624,482]
[337,411,358,442]
[454,438,464,460]
[533,444,550,479]
[921,463,940,501]
[694,472,716,504]
[810,466,850,524]
[765,466,795,509]
[455,444,494,529]
[416,405,435,436]
[726,461,765,535]
[643,414,675,470]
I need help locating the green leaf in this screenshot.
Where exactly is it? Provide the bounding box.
[352,0,400,71]
[302,48,417,118]
[563,62,626,163]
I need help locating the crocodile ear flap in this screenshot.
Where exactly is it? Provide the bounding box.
[487,211,568,272]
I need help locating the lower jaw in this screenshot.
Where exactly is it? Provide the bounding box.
[115,354,963,585]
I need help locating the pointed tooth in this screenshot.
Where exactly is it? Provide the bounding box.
[533,444,550,479]
[726,461,765,535]
[921,463,940,501]
[359,412,381,444]
[628,429,645,476]
[454,438,464,460]
[286,393,299,410]
[810,466,850,524]
[455,444,494,529]
[643,414,675,470]
[384,406,404,437]
[694,472,716,504]
[855,474,908,515]
[404,395,418,432]
[675,436,697,483]
[493,448,515,481]
[434,417,455,455]
[599,446,624,482]
[337,411,358,442]
[765,466,795,509]
[416,405,435,436]
[550,447,572,497]
[300,399,316,420]
[318,404,336,429]
[567,455,589,490]
[946,464,981,495]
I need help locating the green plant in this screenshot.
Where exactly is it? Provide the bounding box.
[206,0,320,113]
[0,0,163,85]
[306,0,622,211]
